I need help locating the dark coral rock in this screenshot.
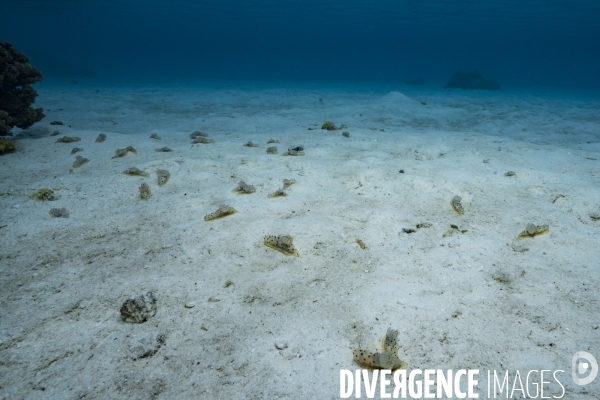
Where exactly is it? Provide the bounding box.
[120,292,157,323]
[444,71,500,90]
[0,41,45,136]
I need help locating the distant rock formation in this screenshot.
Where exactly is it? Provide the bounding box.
[444,70,500,90]
[405,77,425,86]
[0,41,45,136]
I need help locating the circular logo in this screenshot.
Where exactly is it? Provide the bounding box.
[572,351,598,385]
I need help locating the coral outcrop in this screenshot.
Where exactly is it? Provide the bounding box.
[0,41,44,136]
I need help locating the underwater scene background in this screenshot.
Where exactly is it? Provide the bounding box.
[2,0,600,91]
[1,1,600,399]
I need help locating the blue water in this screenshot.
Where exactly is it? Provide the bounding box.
[2,0,600,91]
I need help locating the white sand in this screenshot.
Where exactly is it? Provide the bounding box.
[1,84,599,399]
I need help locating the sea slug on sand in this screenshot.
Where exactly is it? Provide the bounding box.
[233,181,256,194]
[124,167,150,177]
[286,145,305,156]
[156,169,170,186]
[268,179,296,198]
[49,207,69,218]
[112,145,137,158]
[34,188,57,201]
[353,328,407,370]
[204,204,237,221]
[263,235,300,257]
[120,292,157,323]
[72,155,89,168]
[517,223,549,239]
[450,195,465,215]
[56,136,81,143]
[321,121,338,130]
[139,183,151,200]
[190,131,214,144]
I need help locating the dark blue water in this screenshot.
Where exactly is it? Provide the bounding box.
[3,0,600,90]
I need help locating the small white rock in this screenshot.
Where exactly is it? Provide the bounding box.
[275,342,288,350]
[185,302,195,309]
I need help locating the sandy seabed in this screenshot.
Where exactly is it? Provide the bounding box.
[0,83,599,399]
